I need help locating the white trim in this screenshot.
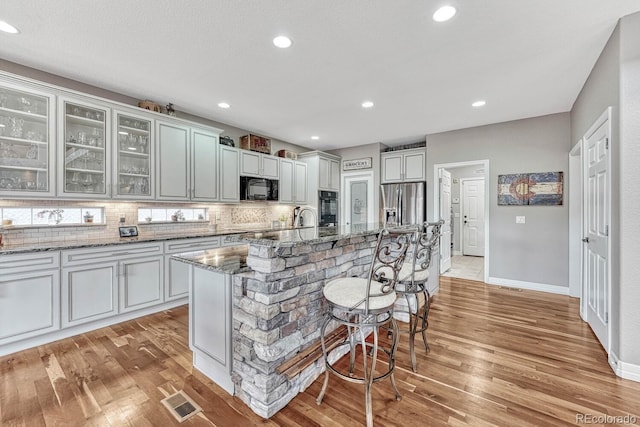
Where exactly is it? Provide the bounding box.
[460,177,485,257]
[568,139,584,304]
[433,160,490,283]
[486,276,570,295]
[609,352,640,382]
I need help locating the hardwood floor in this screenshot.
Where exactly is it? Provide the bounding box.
[2,277,639,426]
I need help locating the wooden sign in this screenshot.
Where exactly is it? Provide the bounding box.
[343,157,372,171]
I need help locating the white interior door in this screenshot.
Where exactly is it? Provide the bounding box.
[440,169,452,272]
[343,172,374,227]
[583,109,610,351]
[462,178,485,256]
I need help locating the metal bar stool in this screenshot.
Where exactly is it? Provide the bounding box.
[393,221,442,372]
[316,228,414,427]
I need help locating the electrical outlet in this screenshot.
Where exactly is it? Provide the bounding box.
[516,216,526,224]
[216,211,221,221]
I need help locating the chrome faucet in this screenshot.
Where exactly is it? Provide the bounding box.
[295,207,317,228]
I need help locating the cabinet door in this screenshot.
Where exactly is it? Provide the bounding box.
[192,128,218,201]
[262,155,279,179]
[62,262,118,327]
[166,256,191,300]
[404,151,425,181]
[59,97,111,198]
[318,157,330,189]
[240,151,261,177]
[113,110,153,199]
[294,161,308,203]
[0,81,56,198]
[0,270,60,345]
[381,153,403,183]
[157,121,189,200]
[219,146,239,202]
[279,158,294,203]
[190,268,232,370]
[329,159,340,191]
[120,256,163,312]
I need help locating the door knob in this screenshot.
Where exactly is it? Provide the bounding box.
[582,237,590,243]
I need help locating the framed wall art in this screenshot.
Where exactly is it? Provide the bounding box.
[498,172,563,206]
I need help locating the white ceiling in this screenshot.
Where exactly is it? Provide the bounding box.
[1,1,639,150]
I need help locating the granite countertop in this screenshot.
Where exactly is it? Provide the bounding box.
[171,245,250,274]
[0,226,306,255]
[227,223,418,247]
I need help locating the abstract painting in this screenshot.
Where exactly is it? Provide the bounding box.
[498,172,563,206]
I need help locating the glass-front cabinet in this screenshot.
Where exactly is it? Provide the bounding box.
[0,81,55,197]
[58,97,110,198]
[113,110,153,199]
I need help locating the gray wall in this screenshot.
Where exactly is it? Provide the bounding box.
[0,59,309,155]
[618,12,640,367]
[426,113,570,287]
[328,143,385,224]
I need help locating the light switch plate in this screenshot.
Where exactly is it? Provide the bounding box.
[516,216,526,224]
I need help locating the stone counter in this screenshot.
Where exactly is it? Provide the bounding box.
[231,230,384,417]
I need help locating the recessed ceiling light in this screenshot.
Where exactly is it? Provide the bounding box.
[273,36,292,48]
[127,147,137,151]
[433,5,457,22]
[0,20,20,34]
[218,102,230,109]
[472,100,486,107]
[118,131,128,135]
[311,136,319,140]
[361,101,374,108]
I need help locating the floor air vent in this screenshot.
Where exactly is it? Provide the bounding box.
[161,390,202,423]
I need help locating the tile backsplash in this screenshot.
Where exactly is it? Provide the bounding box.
[0,200,298,247]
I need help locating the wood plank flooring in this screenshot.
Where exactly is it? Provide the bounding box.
[2,277,639,426]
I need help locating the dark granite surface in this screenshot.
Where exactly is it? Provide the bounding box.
[227,223,418,247]
[171,245,250,274]
[0,226,307,256]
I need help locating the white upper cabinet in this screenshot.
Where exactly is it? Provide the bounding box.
[318,156,340,191]
[240,151,279,179]
[156,120,221,201]
[156,121,190,200]
[219,146,240,202]
[113,109,153,199]
[279,158,308,204]
[58,96,111,198]
[191,127,219,201]
[381,148,425,183]
[0,79,56,198]
[299,151,341,196]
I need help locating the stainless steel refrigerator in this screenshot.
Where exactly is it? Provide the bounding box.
[380,182,426,226]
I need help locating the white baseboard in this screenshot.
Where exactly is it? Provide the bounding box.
[609,352,640,382]
[486,276,570,295]
[453,250,462,256]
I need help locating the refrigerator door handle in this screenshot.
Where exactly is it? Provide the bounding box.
[397,185,403,225]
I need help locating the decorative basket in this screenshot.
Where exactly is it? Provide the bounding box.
[240,134,271,154]
[138,100,162,113]
[276,150,297,160]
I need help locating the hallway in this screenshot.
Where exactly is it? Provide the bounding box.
[441,255,484,281]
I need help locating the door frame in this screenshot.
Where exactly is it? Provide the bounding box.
[434,160,490,283]
[460,177,485,256]
[568,139,584,304]
[341,170,375,226]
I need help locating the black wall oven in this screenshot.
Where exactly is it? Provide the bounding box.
[240,176,279,201]
[319,190,338,226]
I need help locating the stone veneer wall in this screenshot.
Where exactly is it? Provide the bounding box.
[231,234,379,418]
[0,200,297,246]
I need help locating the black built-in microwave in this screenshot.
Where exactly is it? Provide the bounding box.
[240,176,279,201]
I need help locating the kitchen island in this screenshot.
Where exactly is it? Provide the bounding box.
[176,223,400,418]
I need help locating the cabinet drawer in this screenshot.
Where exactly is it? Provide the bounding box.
[62,243,163,266]
[0,251,60,275]
[164,237,221,254]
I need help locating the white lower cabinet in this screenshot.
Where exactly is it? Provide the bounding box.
[119,256,163,313]
[62,262,118,327]
[61,242,164,327]
[0,252,61,345]
[164,237,221,301]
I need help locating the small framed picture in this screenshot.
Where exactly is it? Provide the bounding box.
[119,226,139,238]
